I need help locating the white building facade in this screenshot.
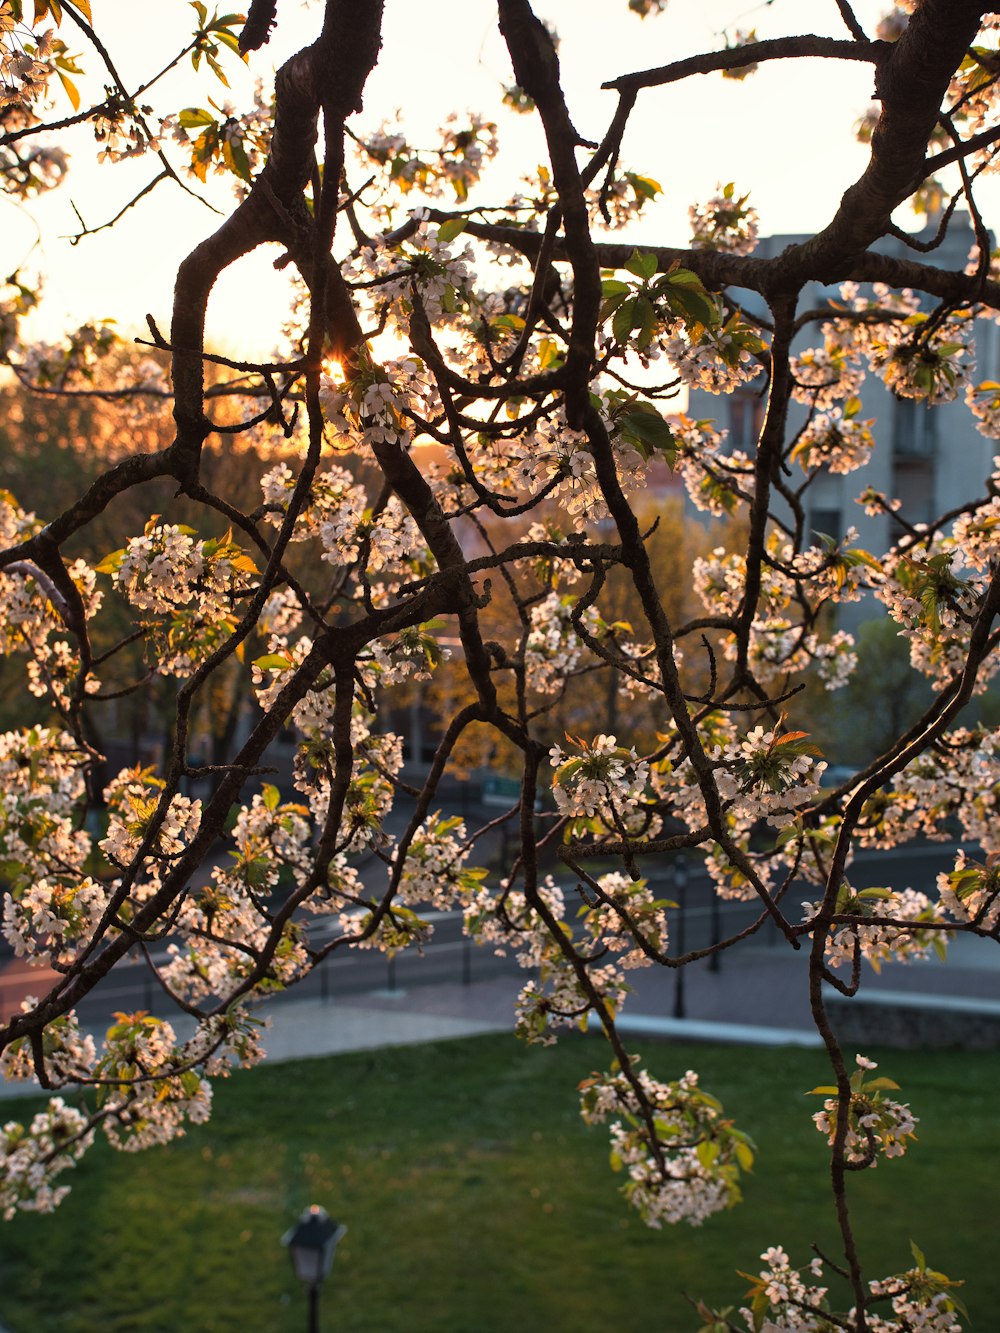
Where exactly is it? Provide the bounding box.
[685,215,997,568]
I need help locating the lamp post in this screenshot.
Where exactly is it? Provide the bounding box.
[282,1204,346,1333]
[672,857,689,1020]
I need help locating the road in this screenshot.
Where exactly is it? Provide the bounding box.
[0,840,964,1031]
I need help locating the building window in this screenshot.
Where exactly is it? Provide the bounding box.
[889,456,935,541]
[728,391,765,451]
[892,398,939,457]
[809,507,842,544]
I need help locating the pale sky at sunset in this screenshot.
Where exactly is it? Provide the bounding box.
[8,0,992,359]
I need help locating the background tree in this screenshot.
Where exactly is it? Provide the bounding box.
[2,2,1000,1328]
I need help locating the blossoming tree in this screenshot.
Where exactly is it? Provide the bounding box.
[2,0,999,1326]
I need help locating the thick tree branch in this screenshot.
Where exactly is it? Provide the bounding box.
[603,34,888,92]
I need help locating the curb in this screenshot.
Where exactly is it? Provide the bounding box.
[588,1011,822,1047]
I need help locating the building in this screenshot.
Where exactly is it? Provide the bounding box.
[685,214,998,566]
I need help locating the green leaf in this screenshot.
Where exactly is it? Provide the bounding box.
[253,653,291,670]
[178,107,217,129]
[436,217,468,243]
[262,784,281,812]
[599,289,630,323]
[212,27,243,55]
[659,279,718,331]
[56,68,80,109]
[734,1139,754,1172]
[627,172,661,201]
[612,297,636,345]
[632,294,657,349]
[696,1139,720,1169]
[618,406,675,453]
[491,313,525,331]
[537,337,563,369]
[624,248,658,281]
[95,549,125,575]
[206,52,230,86]
[223,135,252,182]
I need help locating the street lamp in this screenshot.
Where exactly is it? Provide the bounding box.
[282,1204,347,1333]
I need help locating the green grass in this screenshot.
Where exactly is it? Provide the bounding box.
[0,1035,997,1332]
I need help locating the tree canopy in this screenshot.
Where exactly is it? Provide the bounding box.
[2,2,1000,1328]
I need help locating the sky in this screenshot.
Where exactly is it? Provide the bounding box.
[8,0,989,360]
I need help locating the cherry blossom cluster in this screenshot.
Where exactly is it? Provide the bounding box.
[726,1242,965,1333]
[579,872,668,968]
[291,705,404,851]
[869,312,974,406]
[337,900,434,956]
[791,337,867,411]
[162,788,313,1002]
[91,103,158,165]
[105,521,256,615]
[467,876,633,1043]
[549,734,649,821]
[688,182,758,255]
[579,1065,754,1227]
[260,460,366,543]
[0,492,101,705]
[739,620,857,693]
[463,877,567,970]
[0,7,62,112]
[811,1055,918,1166]
[98,521,258,677]
[938,849,1000,930]
[964,379,1000,438]
[164,83,273,190]
[318,354,439,462]
[713,724,825,828]
[341,222,478,328]
[590,166,663,229]
[0,728,97,964]
[804,883,948,971]
[873,548,991,693]
[513,958,628,1046]
[672,414,754,517]
[355,113,498,207]
[855,731,1000,852]
[524,593,603,694]
[1,1006,96,1087]
[790,406,875,475]
[101,765,201,871]
[0,1097,93,1221]
[0,1002,264,1216]
[662,311,764,394]
[393,813,486,912]
[92,1011,214,1153]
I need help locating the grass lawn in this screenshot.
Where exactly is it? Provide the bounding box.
[0,1033,996,1332]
